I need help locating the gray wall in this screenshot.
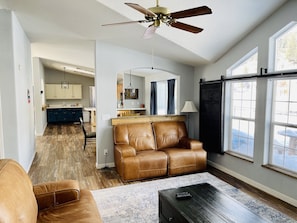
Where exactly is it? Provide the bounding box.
[95,41,195,168]
[194,0,297,206]
[45,68,95,107]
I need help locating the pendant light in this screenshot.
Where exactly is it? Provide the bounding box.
[127,70,135,93]
[61,67,69,89]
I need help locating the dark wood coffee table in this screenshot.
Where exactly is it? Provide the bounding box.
[159,183,268,223]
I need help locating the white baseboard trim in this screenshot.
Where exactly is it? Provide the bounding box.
[208,160,297,207]
[96,162,115,169]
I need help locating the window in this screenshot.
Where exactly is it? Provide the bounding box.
[274,23,297,71]
[267,22,297,174]
[225,49,258,158]
[155,80,176,115]
[269,79,297,173]
[156,80,168,115]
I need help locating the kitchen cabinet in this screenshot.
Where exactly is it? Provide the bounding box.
[45,84,57,99]
[45,84,82,99]
[71,84,82,99]
[47,108,82,123]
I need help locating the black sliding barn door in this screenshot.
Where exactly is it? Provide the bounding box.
[199,82,224,154]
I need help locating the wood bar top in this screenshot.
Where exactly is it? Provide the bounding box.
[111,115,186,125]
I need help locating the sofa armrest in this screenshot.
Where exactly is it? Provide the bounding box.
[179,137,203,150]
[33,180,80,211]
[115,144,136,158]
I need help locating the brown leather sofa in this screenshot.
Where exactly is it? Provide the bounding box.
[113,121,207,181]
[0,159,102,223]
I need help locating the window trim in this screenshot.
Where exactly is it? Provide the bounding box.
[224,48,258,158]
[267,77,297,173]
[226,47,258,76]
[268,21,297,73]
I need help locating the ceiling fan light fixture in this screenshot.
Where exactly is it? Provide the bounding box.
[143,24,157,39]
[148,6,169,15]
[153,20,161,27]
[103,1,212,38]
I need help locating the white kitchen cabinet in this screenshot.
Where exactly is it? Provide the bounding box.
[71,84,82,99]
[45,84,58,99]
[45,84,82,99]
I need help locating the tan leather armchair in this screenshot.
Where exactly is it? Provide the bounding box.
[0,159,102,223]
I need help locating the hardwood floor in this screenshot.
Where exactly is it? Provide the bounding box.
[29,123,297,221]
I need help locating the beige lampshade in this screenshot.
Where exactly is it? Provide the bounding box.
[181,101,198,113]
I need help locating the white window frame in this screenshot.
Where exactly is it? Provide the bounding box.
[267,78,297,173]
[268,21,297,73]
[266,22,297,174]
[224,48,258,159]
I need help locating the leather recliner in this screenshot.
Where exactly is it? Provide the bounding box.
[0,159,102,223]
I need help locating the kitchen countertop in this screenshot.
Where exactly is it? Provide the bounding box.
[84,107,96,111]
[46,104,83,109]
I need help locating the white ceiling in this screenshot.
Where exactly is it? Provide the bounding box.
[0,0,288,76]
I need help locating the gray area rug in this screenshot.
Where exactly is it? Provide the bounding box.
[92,172,295,223]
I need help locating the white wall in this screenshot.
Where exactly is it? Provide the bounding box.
[0,10,35,171]
[194,0,297,206]
[33,57,47,136]
[95,41,195,168]
[0,91,4,159]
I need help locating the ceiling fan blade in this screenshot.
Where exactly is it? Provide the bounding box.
[170,21,203,33]
[125,3,156,17]
[102,20,148,26]
[170,6,212,19]
[143,24,157,39]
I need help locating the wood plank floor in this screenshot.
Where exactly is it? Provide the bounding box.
[29,123,297,221]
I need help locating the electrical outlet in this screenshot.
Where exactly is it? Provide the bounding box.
[104,149,108,155]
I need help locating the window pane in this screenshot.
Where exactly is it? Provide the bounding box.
[231,119,254,157]
[275,24,297,71]
[271,125,297,172]
[274,101,288,123]
[231,81,256,119]
[290,80,297,102]
[231,52,258,76]
[157,81,167,115]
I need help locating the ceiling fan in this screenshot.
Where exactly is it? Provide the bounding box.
[102,0,212,39]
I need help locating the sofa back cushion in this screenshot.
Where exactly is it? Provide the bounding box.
[0,159,38,223]
[152,121,188,149]
[113,123,156,151]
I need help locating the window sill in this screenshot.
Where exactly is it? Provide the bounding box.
[225,151,254,163]
[262,164,297,179]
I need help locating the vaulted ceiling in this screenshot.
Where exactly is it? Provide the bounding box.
[0,0,288,75]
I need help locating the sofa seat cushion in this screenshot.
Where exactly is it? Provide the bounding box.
[137,150,167,171]
[121,150,168,181]
[37,189,102,223]
[161,148,207,176]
